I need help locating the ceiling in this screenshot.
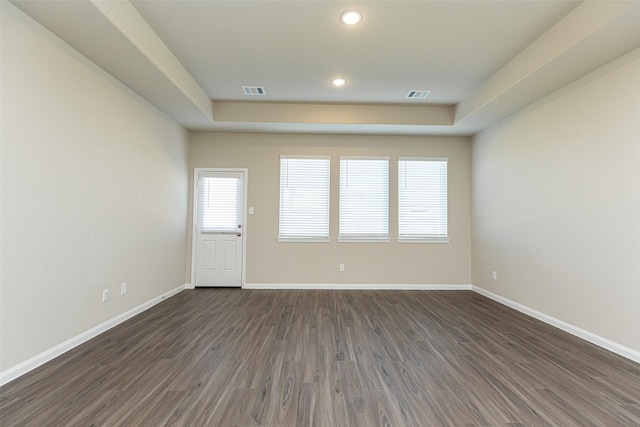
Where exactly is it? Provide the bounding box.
[10,0,640,136]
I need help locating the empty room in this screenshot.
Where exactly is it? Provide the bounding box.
[1,0,639,425]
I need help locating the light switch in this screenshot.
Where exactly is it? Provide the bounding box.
[249,207,255,215]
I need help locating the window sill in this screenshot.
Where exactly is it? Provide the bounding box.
[338,238,390,243]
[397,238,450,244]
[277,237,332,243]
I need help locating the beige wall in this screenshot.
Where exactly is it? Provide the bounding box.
[1,4,189,371]
[189,133,471,285]
[4,0,637,379]
[472,48,640,352]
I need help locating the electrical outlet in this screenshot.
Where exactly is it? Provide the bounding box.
[120,282,127,295]
[339,263,345,272]
[102,289,109,302]
[492,271,497,281]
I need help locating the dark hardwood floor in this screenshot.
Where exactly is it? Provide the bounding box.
[1,289,639,426]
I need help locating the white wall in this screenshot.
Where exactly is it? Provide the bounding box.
[0,3,189,372]
[472,48,640,353]
[189,132,472,286]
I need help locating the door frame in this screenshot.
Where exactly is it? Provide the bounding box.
[190,167,248,288]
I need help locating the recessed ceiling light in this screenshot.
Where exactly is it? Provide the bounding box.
[340,10,362,25]
[332,78,347,87]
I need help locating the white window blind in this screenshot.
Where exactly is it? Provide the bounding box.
[279,156,330,240]
[398,158,448,240]
[339,157,389,241]
[199,176,239,232]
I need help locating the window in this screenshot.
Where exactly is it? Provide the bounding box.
[199,175,240,232]
[339,157,389,241]
[398,157,448,241]
[279,156,330,241]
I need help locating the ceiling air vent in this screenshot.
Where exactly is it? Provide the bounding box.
[242,86,265,96]
[406,90,430,99]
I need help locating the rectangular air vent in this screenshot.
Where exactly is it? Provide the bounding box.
[406,90,430,99]
[242,86,265,96]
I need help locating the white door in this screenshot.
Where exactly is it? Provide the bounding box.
[194,170,245,287]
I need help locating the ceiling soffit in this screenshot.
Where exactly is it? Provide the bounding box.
[8,0,640,136]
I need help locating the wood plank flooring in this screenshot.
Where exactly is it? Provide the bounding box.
[1,289,639,426]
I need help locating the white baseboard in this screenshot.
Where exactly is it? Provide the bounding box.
[6,283,634,387]
[472,286,640,364]
[0,284,187,387]
[243,283,472,290]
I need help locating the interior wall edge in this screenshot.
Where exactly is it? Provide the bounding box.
[472,286,640,365]
[0,284,187,388]
[4,282,637,388]
[242,283,472,291]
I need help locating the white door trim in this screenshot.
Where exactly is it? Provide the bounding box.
[191,167,248,288]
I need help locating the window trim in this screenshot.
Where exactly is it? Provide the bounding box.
[278,155,331,242]
[197,173,242,233]
[277,237,332,243]
[397,156,449,243]
[396,237,450,243]
[339,156,390,242]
